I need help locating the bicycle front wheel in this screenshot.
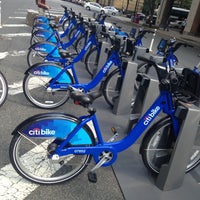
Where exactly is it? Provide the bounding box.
[84,47,99,77]
[9,116,95,184]
[141,117,200,175]
[23,66,74,109]
[103,68,123,108]
[0,71,8,107]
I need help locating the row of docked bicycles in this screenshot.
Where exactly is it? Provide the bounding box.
[9,5,200,184]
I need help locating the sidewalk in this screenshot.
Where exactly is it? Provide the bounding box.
[115,15,200,49]
[157,28,200,49]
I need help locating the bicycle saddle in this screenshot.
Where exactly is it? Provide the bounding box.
[70,90,93,106]
[59,49,77,59]
[69,87,102,107]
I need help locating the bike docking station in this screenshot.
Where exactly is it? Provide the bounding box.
[92,41,110,76]
[123,58,200,191]
[156,101,200,191]
[112,61,138,115]
[126,53,164,133]
[126,74,160,133]
[112,46,150,116]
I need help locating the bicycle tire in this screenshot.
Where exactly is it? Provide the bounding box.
[74,35,86,54]
[68,26,77,41]
[103,68,123,108]
[62,19,70,32]
[0,71,8,107]
[9,113,95,184]
[23,63,74,109]
[30,31,58,46]
[27,48,48,67]
[84,47,99,77]
[30,34,50,46]
[140,117,200,175]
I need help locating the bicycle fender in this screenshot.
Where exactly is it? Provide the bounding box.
[29,41,59,56]
[33,23,53,32]
[11,113,94,144]
[32,29,57,43]
[24,62,73,83]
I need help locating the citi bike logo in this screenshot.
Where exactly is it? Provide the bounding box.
[143,106,160,125]
[103,61,112,73]
[29,128,55,136]
[33,70,50,76]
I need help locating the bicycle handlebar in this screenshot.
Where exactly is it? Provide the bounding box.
[137,56,178,87]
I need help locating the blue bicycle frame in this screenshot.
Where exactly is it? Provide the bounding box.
[20,83,179,167]
[59,89,179,166]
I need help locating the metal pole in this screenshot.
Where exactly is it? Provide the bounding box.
[0,1,2,28]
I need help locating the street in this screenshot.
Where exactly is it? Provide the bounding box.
[0,0,200,199]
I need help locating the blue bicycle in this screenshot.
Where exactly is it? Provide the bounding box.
[30,11,78,46]
[27,15,108,68]
[9,57,200,184]
[33,5,72,31]
[23,36,124,109]
[27,22,102,73]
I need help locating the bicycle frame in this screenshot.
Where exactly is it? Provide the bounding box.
[59,91,179,164]
[20,86,180,167]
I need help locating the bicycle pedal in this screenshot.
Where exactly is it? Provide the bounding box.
[88,172,97,183]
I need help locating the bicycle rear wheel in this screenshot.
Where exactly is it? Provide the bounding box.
[9,114,95,184]
[141,117,200,175]
[0,71,8,107]
[23,64,74,109]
